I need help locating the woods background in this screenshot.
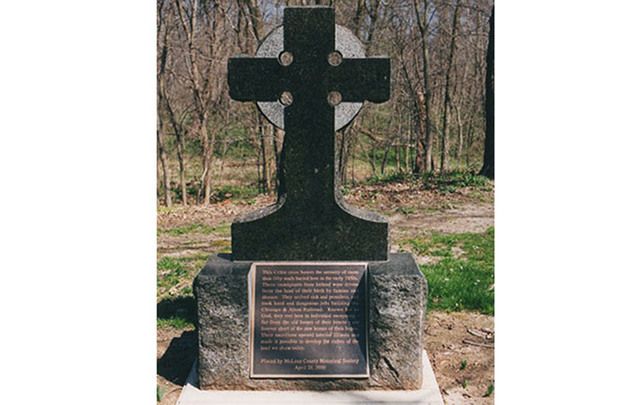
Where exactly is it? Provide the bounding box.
[157,0,495,206]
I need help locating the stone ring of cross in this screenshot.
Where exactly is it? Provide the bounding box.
[255,24,365,131]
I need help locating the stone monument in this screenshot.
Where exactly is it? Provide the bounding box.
[193,5,431,395]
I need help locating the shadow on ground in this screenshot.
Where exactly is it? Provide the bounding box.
[157,297,198,385]
[157,296,197,325]
[158,330,197,385]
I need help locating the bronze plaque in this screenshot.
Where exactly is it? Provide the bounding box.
[249,262,369,378]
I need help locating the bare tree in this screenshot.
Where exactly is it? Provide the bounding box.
[479,5,494,179]
[173,0,230,204]
[412,0,434,174]
[155,0,494,204]
[439,0,461,173]
[157,0,172,207]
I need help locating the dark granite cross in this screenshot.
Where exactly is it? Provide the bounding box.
[228,6,390,261]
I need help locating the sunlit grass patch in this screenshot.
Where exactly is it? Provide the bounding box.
[366,171,418,185]
[157,316,194,330]
[405,227,494,314]
[160,223,231,236]
[157,253,210,300]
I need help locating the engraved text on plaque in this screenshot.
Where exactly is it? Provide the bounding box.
[249,263,368,377]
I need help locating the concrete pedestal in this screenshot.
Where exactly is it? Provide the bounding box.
[177,351,444,405]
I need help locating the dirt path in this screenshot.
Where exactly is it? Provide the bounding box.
[391,202,493,235]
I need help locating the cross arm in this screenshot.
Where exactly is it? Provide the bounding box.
[228,57,285,102]
[329,58,391,103]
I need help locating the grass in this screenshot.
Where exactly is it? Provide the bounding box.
[365,171,417,185]
[483,383,494,397]
[165,181,261,206]
[404,227,494,314]
[423,169,490,193]
[157,253,208,330]
[157,220,232,330]
[157,171,493,333]
[398,206,417,215]
[157,316,194,329]
[357,169,492,199]
[160,223,230,236]
[363,169,491,194]
[157,257,188,292]
[157,295,197,330]
[157,253,209,300]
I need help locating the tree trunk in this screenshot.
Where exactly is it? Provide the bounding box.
[204,128,217,205]
[406,114,412,172]
[163,96,188,205]
[440,0,461,174]
[396,115,402,172]
[337,124,354,184]
[272,125,283,193]
[466,126,473,167]
[414,92,432,174]
[156,128,172,207]
[257,114,271,192]
[198,112,214,205]
[156,2,172,207]
[175,0,220,204]
[351,136,356,185]
[455,105,464,163]
[381,144,390,175]
[480,6,495,179]
[368,144,377,177]
[412,0,433,174]
[175,129,187,205]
